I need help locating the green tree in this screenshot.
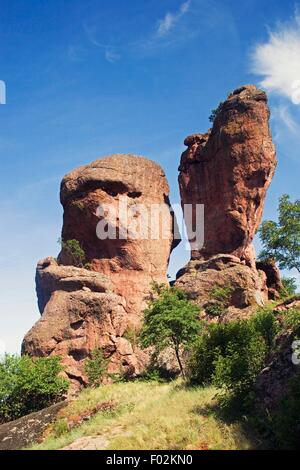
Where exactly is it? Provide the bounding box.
[0,355,68,423]
[258,195,300,274]
[140,285,201,378]
[58,238,86,268]
[281,277,298,297]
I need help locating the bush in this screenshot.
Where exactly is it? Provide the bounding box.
[84,349,108,387]
[282,308,300,333]
[0,355,68,423]
[249,308,278,350]
[209,102,223,123]
[188,312,277,402]
[205,284,233,318]
[58,238,86,267]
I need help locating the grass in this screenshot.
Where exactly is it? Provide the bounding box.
[30,380,261,450]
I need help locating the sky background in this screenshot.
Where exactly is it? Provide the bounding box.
[1,0,300,354]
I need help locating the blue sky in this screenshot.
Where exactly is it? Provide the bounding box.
[1,0,300,354]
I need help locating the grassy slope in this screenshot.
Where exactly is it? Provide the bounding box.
[31,380,261,450]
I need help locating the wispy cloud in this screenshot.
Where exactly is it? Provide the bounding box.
[156,0,191,37]
[273,105,299,134]
[84,23,122,63]
[105,48,121,64]
[251,11,300,104]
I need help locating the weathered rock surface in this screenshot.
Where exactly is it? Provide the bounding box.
[59,154,178,327]
[176,85,278,314]
[176,254,268,321]
[179,85,276,266]
[23,258,149,389]
[23,154,177,386]
[0,402,66,450]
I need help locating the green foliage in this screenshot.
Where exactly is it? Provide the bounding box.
[84,349,108,387]
[0,355,68,423]
[140,285,201,377]
[58,238,86,268]
[205,284,233,318]
[282,308,300,333]
[258,194,300,273]
[280,277,298,297]
[209,102,223,123]
[210,284,233,303]
[249,308,278,350]
[188,309,278,402]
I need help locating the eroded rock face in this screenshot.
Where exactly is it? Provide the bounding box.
[179,85,276,266]
[176,85,278,314]
[176,255,268,321]
[59,154,178,327]
[23,154,177,388]
[22,258,149,390]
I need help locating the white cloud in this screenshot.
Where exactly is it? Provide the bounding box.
[251,12,300,104]
[156,0,191,37]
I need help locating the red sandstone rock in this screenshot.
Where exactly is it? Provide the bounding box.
[23,155,178,388]
[179,85,276,266]
[22,257,149,391]
[176,85,279,312]
[59,154,179,328]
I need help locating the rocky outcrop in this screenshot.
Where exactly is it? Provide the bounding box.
[59,154,179,327]
[176,255,268,321]
[23,154,178,387]
[256,260,283,300]
[176,85,278,314]
[22,258,149,389]
[0,402,66,450]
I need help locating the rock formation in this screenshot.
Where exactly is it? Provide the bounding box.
[23,154,178,388]
[176,85,278,317]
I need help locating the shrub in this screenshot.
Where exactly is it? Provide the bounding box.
[205,284,233,318]
[282,308,300,333]
[140,285,201,378]
[0,355,68,423]
[188,315,271,402]
[209,102,223,123]
[84,349,108,387]
[58,238,86,267]
[250,308,278,350]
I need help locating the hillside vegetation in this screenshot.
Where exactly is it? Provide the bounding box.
[30,380,260,450]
